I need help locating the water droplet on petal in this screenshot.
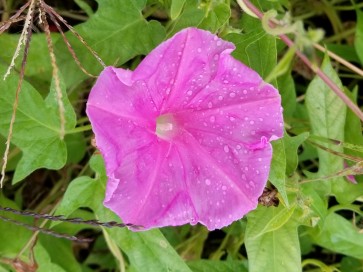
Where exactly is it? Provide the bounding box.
[217,40,222,46]
[208,102,213,108]
[229,92,236,98]
[197,48,202,53]
[224,145,229,153]
[210,116,215,123]
[205,179,211,185]
[222,185,227,190]
[218,95,223,101]
[187,90,192,96]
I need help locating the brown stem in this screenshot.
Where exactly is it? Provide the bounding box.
[0,1,30,33]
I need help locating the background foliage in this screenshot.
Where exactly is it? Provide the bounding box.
[0,0,363,271]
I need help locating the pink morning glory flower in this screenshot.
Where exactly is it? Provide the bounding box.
[86,28,283,230]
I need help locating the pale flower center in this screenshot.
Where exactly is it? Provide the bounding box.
[156,114,179,140]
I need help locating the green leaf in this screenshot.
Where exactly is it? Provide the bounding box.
[246,205,296,239]
[345,88,363,183]
[277,70,296,118]
[326,44,360,64]
[355,10,363,65]
[0,265,9,272]
[198,3,231,33]
[265,47,295,83]
[187,260,248,272]
[34,243,67,272]
[305,54,346,194]
[301,183,328,228]
[55,155,192,272]
[65,133,87,164]
[38,236,82,272]
[340,257,363,272]
[225,26,277,79]
[170,0,186,20]
[309,212,363,259]
[319,87,363,203]
[245,206,301,272]
[284,132,309,175]
[84,236,117,270]
[269,139,288,205]
[56,0,166,87]
[0,135,21,171]
[0,65,76,183]
[167,0,204,36]
[74,0,94,17]
[0,34,56,86]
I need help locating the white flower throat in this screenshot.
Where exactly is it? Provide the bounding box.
[156,114,179,140]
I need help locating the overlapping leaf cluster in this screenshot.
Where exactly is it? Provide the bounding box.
[0,0,362,271]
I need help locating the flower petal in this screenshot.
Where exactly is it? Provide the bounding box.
[87,66,159,124]
[103,129,272,230]
[175,53,283,144]
[86,67,156,174]
[87,27,284,231]
[132,28,235,112]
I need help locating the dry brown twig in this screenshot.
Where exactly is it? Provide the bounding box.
[0,0,105,187]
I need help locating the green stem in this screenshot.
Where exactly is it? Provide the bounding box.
[77,116,90,124]
[321,0,344,37]
[143,5,159,19]
[324,28,355,43]
[334,2,363,10]
[55,9,88,21]
[329,204,363,216]
[301,259,338,271]
[293,11,316,21]
[338,73,363,79]
[66,124,92,134]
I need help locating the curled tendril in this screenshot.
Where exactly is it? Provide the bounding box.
[262,10,298,36]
